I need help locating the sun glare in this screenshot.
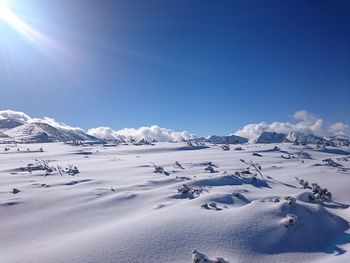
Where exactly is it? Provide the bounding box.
[0,0,13,22]
[0,0,76,76]
[0,1,48,43]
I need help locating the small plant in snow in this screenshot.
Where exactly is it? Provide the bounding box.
[322,158,342,167]
[202,161,217,167]
[285,196,296,205]
[273,197,280,203]
[201,202,210,210]
[152,163,169,175]
[252,152,263,157]
[205,165,216,173]
[297,151,311,159]
[281,154,296,160]
[201,202,218,210]
[285,214,297,227]
[174,161,185,169]
[66,164,80,176]
[192,250,209,263]
[178,184,191,194]
[309,183,332,203]
[273,146,280,151]
[20,160,56,175]
[154,165,164,173]
[177,184,203,199]
[235,169,251,176]
[234,147,243,151]
[295,178,332,203]
[209,202,217,209]
[12,188,20,194]
[295,177,309,189]
[192,249,228,263]
[221,144,230,151]
[239,159,264,178]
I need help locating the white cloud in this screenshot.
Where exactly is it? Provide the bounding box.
[86,127,119,141]
[0,109,32,122]
[234,110,349,141]
[292,110,324,134]
[88,125,196,142]
[328,122,350,136]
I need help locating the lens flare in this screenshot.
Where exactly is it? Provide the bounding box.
[0,0,68,55]
[0,0,80,86]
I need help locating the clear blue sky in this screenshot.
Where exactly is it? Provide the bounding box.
[1,0,349,136]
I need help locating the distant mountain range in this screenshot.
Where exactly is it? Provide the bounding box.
[0,110,349,145]
[254,131,349,146]
[206,135,248,144]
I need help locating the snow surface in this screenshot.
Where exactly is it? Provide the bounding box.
[1,142,350,263]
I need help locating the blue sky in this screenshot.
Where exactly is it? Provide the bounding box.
[0,0,349,136]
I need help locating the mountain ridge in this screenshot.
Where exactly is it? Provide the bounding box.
[0,110,349,145]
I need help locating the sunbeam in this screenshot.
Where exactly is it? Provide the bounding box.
[0,0,79,86]
[0,1,58,50]
[0,0,67,53]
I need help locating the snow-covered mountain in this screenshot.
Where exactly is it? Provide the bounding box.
[0,110,101,143]
[0,131,10,138]
[206,135,248,144]
[3,122,99,143]
[2,122,99,143]
[253,131,350,145]
[284,131,326,144]
[0,118,24,131]
[255,132,287,144]
[1,109,349,145]
[327,135,350,146]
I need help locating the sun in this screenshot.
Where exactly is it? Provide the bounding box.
[0,0,31,35]
[0,0,64,53]
[0,0,15,24]
[0,0,77,79]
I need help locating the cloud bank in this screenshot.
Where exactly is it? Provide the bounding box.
[328,122,350,136]
[88,125,196,142]
[234,110,350,141]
